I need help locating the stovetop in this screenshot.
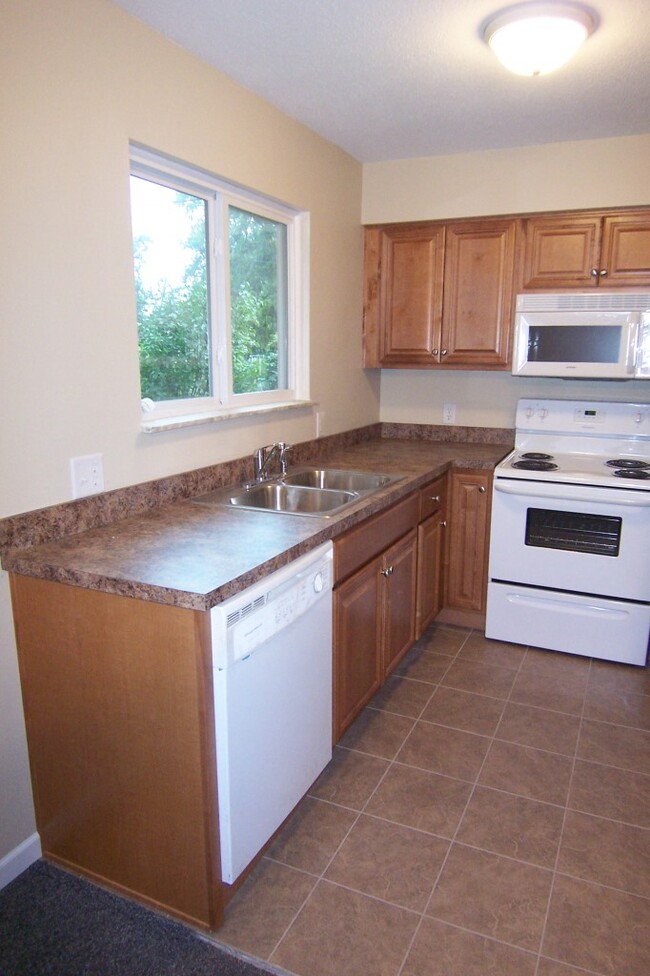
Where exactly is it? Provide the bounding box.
[495,398,650,491]
[498,449,650,489]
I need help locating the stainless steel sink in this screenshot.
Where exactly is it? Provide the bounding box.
[192,467,402,517]
[229,482,356,515]
[282,468,395,493]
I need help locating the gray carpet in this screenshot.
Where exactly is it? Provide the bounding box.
[0,860,282,976]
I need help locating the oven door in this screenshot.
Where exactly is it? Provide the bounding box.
[488,478,650,602]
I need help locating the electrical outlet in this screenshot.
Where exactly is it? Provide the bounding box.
[316,411,326,438]
[70,453,104,499]
[442,403,456,425]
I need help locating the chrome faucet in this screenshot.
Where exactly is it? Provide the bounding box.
[254,441,292,482]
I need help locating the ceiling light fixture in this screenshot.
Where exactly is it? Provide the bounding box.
[484,2,596,76]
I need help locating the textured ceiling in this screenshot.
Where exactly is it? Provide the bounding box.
[113,0,650,162]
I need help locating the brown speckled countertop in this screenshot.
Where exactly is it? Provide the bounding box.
[1,435,511,611]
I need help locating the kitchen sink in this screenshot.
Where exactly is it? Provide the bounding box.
[192,467,402,517]
[229,482,356,515]
[282,468,395,493]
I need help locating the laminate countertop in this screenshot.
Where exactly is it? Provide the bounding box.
[2,439,510,611]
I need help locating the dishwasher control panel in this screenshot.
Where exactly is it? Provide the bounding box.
[210,543,333,667]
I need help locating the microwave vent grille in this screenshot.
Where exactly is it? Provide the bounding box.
[517,293,650,313]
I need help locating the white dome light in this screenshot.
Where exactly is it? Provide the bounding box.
[484,2,596,76]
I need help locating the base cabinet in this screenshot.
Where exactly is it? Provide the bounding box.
[415,476,447,638]
[333,494,419,740]
[9,575,223,932]
[441,470,492,626]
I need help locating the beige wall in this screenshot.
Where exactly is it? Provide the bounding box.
[362,135,650,427]
[0,0,375,869]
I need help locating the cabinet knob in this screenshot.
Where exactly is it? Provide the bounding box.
[441,349,448,357]
[430,495,440,502]
[591,268,599,277]
[432,348,439,356]
[381,566,394,577]
[441,520,447,527]
[599,269,608,277]
[478,485,486,493]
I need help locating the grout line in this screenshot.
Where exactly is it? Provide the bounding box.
[394,629,529,975]
[532,654,591,976]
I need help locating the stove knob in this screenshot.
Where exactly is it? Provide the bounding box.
[538,408,549,419]
[634,412,646,425]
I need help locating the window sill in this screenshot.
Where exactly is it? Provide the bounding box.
[140,400,315,434]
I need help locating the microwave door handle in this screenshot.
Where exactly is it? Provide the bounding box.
[628,315,640,375]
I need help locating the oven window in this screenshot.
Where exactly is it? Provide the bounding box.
[525,508,622,556]
[528,326,622,363]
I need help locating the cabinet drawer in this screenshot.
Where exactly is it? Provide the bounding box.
[419,476,446,521]
[334,493,419,584]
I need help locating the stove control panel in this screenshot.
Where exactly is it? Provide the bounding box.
[516,399,649,437]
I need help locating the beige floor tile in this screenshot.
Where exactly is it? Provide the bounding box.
[271,879,419,976]
[403,917,537,976]
[266,796,357,874]
[457,632,526,670]
[543,874,650,976]
[308,746,389,810]
[415,624,470,658]
[537,959,596,975]
[479,740,573,806]
[397,720,491,782]
[583,685,650,732]
[521,648,591,678]
[218,858,316,960]
[421,685,506,736]
[324,814,448,911]
[369,674,436,718]
[395,647,454,684]
[496,702,580,756]
[569,759,650,828]
[364,763,472,837]
[426,843,553,951]
[456,786,564,868]
[441,658,518,699]
[509,669,588,716]
[588,659,650,698]
[338,707,415,759]
[578,719,650,775]
[558,810,650,898]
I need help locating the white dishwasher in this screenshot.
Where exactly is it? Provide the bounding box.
[210,541,333,884]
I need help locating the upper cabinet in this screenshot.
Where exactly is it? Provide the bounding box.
[363,217,520,370]
[522,209,650,290]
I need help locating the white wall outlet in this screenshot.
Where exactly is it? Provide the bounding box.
[442,403,456,425]
[70,453,104,499]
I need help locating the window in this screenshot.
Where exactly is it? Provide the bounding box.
[129,146,309,428]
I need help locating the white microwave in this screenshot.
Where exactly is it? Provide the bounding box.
[512,293,650,379]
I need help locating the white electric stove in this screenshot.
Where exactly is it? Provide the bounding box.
[486,398,650,665]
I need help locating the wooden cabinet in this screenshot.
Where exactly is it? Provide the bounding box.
[441,470,492,627]
[9,575,223,932]
[363,217,519,370]
[333,493,419,739]
[415,476,447,638]
[441,220,518,367]
[365,223,445,366]
[522,209,650,290]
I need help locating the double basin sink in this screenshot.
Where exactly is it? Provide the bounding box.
[193,468,402,517]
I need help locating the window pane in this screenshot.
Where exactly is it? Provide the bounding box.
[228,206,288,395]
[130,176,210,401]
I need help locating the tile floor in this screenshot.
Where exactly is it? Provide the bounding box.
[213,624,650,976]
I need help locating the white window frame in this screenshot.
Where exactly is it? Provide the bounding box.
[130,145,310,430]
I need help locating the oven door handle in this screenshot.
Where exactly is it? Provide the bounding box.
[494,479,650,507]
